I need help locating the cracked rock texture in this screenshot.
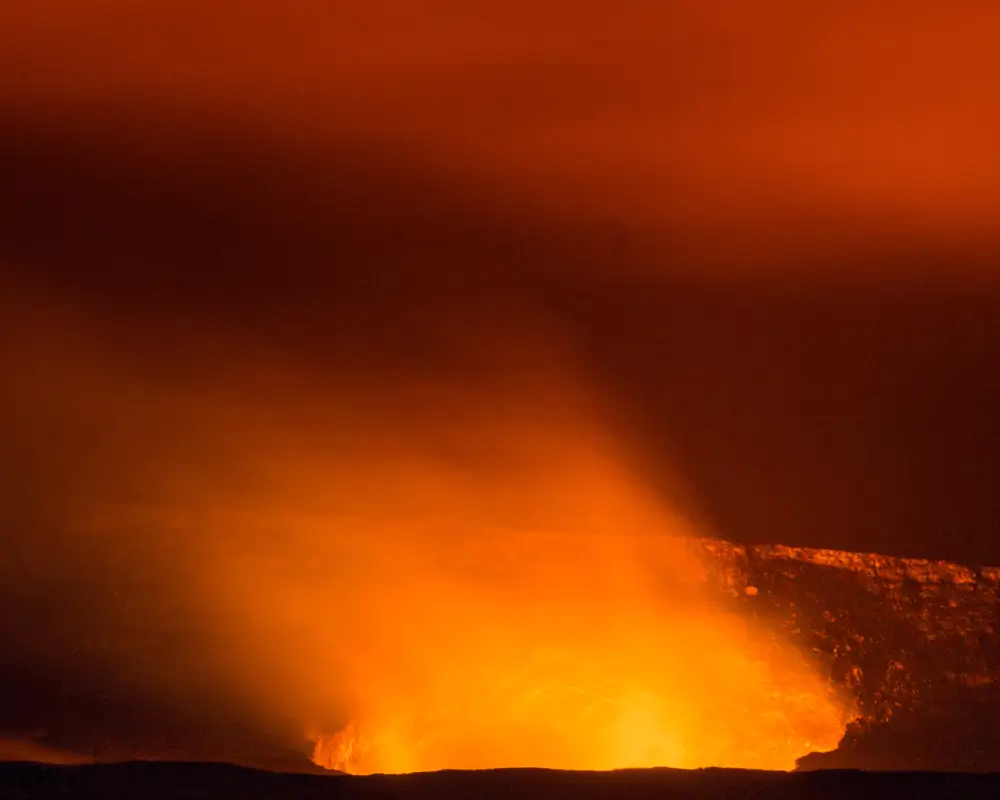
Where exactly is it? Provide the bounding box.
[691,539,1000,770]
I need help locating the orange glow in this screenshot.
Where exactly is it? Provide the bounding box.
[290,531,849,774]
[195,407,852,775]
[5,1,1000,275]
[3,0,999,772]
[3,286,853,773]
[1,244,849,773]
[0,738,93,766]
[1,276,850,773]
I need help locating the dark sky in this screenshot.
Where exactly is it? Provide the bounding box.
[2,0,1000,769]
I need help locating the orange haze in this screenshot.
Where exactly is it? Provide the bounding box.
[20,0,996,767]
[202,445,852,773]
[297,529,850,773]
[1,288,852,772]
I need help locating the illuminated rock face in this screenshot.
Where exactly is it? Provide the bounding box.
[692,539,1000,770]
[308,535,999,774]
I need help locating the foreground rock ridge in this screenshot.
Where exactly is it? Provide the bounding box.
[4,762,1000,800]
[690,538,1000,770]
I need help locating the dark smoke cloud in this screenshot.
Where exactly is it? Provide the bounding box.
[2,0,1000,768]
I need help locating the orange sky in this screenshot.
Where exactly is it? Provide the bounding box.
[2,1,1000,266]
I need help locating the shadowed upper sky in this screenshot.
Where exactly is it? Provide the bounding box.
[2,0,1000,769]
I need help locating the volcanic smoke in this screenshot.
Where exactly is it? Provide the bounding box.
[2,286,853,773]
[297,529,853,774]
[195,381,854,773]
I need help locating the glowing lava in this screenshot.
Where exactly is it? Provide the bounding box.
[184,350,853,775]
[302,530,852,774]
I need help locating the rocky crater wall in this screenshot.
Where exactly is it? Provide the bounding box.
[690,539,1000,769]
